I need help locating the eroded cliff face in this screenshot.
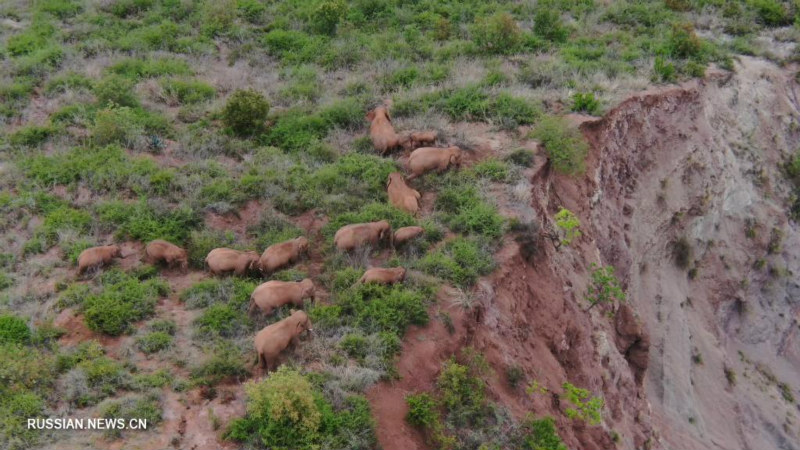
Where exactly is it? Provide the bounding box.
[582,56,800,449]
[368,56,800,450]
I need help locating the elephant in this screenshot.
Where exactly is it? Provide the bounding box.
[406,146,463,180]
[394,226,425,246]
[77,245,122,275]
[144,239,188,270]
[358,267,406,285]
[401,131,438,150]
[387,172,421,215]
[333,220,392,251]
[366,106,406,155]
[205,248,260,276]
[254,310,313,371]
[259,237,309,274]
[249,279,315,316]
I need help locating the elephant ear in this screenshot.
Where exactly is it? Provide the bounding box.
[386,175,392,188]
[385,108,392,123]
[366,110,376,122]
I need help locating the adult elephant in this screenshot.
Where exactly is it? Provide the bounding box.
[387,172,421,216]
[333,220,392,251]
[259,237,309,275]
[249,279,315,316]
[253,310,313,372]
[205,248,260,276]
[406,146,463,180]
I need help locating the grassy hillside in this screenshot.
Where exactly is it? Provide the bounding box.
[1,0,798,449]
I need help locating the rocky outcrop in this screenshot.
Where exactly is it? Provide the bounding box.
[614,304,650,385]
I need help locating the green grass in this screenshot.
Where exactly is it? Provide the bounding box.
[82,269,169,336]
[416,237,495,287]
[531,115,589,175]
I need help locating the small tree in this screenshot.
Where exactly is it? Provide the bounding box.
[222,89,270,136]
[311,0,346,35]
[561,382,604,425]
[585,263,625,310]
[554,208,581,246]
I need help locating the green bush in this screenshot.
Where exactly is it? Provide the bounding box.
[518,416,567,450]
[136,331,173,354]
[473,13,523,54]
[472,159,510,182]
[668,23,702,59]
[226,367,377,450]
[571,92,600,115]
[107,57,191,79]
[534,7,569,43]
[585,263,625,310]
[161,79,216,104]
[654,56,677,82]
[435,173,505,239]
[194,304,251,338]
[505,149,535,167]
[311,0,347,35]
[92,106,143,147]
[489,93,541,129]
[405,393,437,427]
[531,115,588,175]
[750,0,791,26]
[437,358,489,426]
[190,343,248,385]
[45,72,94,95]
[339,333,369,360]
[223,89,270,136]
[180,278,256,309]
[9,125,55,147]
[82,269,168,336]
[99,392,162,438]
[148,319,177,335]
[319,97,366,131]
[416,238,494,287]
[94,75,139,108]
[96,199,199,245]
[0,315,30,344]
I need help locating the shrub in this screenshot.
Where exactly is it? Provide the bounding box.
[668,23,702,59]
[92,106,144,148]
[416,238,494,287]
[472,159,510,182]
[191,343,248,385]
[136,331,172,354]
[506,365,525,389]
[222,89,270,136]
[0,315,30,344]
[490,93,541,129]
[435,173,505,239]
[585,264,625,310]
[751,0,791,26]
[96,199,199,245]
[473,13,523,54]
[311,0,347,35]
[9,125,55,147]
[505,149,535,167]
[437,358,488,426]
[99,393,162,438]
[319,97,365,131]
[531,115,588,175]
[654,56,677,82]
[406,393,437,427]
[518,416,567,450]
[107,57,191,80]
[180,278,256,310]
[161,79,216,104]
[82,270,168,336]
[194,304,251,338]
[148,319,177,335]
[561,382,604,425]
[554,208,581,246]
[534,7,569,43]
[226,367,377,450]
[672,236,692,269]
[571,92,600,115]
[94,75,139,108]
[339,333,369,360]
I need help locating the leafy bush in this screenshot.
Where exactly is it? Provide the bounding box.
[490,93,541,129]
[505,149,535,167]
[518,416,567,450]
[531,115,588,175]
[561,382,604,425]
[654,56,677,82]
[9,125,55,147]
[311,0,347,35]
[571,92,600,115]
[96,199,199,245]
[82,269,168,336]
[672,236,692,269]
[585,264,625,310]
[136,331,173,354]
[554,207,581,246]
[194,304,251,338]
[190,343,248,385]
[93,106,143,148]
[534,7,569,43]
[473,13,523,54]
[339,333,369,360]
[223,89,270,136]
[226,367,377,450]
[107,57,191,79]
[435,173,505,239]
[406,393,437,427]
[472,159,510,182]
[668,23,702,59]
[437,357,489,426]
[750,0,791,26]
[186,228,237,268]
[161,79,216,104]
[99,393,162,438]
[416,238,494,287]
[180,278,256,309]
[0,315,30,344]
[94,75,139,108]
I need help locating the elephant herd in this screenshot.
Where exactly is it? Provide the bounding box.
[73,103,463,374]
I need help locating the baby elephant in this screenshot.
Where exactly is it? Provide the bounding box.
[366,106,403,155]
[387,172,421,216]
[259,237,309,275]
[144,239,188,270]
[77,245,122,275]
[407,146,462,180]
[394,226,425,246]
[254,310,313,372]
[402,131,438,150]
[359,267,406,285]
[249,279,315,316]
[205,248,260,276]
[334,220,392,251]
